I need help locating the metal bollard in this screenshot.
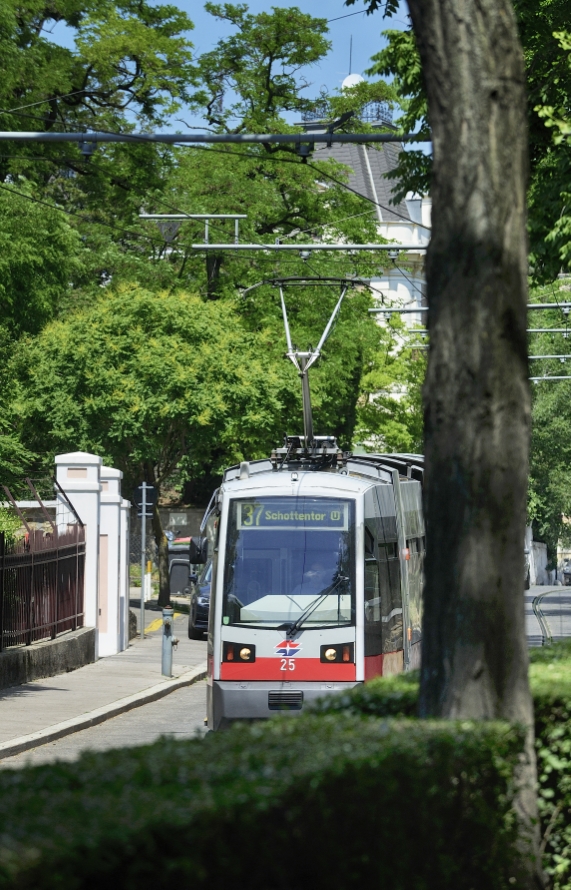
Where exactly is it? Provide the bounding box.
[161,607,179,677]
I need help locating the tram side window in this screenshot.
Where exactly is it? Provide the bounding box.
[406,537,423,645]
[363,524,384,657]
[378,543,403,653]
[364,560,383,656]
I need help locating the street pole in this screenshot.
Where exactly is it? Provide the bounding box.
[140,483,146,639]
[162,606,175,677]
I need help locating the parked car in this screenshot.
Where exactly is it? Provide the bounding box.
[188,559,212,639]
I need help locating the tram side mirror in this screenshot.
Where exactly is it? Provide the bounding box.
[189,536,208,564]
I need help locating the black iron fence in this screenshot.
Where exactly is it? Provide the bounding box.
[0,480,86,652]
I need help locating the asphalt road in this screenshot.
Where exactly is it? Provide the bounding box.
[526,586,571,645]
[0,680,208,770]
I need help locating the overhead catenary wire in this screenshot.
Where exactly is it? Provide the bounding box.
[370,302,571,313]
[1,128,426,278]
[0,131,427,145]
[137,188,419,267]
[398,328,571,335]
[0,127,431,233]
[190,242,428,251]
[3,132,424,231]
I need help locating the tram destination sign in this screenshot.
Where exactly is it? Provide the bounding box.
[237,499,348,531]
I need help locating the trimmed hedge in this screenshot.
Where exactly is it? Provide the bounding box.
[530,642,571,888]
[0,715,525,890]
[312,641,571,889]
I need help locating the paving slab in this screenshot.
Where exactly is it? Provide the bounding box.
[0,613,206,747]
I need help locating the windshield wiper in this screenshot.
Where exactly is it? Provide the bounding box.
[285,576,349,638]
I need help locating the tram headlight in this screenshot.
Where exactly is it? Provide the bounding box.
[320,643,354,664]
[223,642,256,663]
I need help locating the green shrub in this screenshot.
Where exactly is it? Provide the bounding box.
[0,715,524,890]
[0,508,22,541]
[311,643,571,889]
[310,669,419,719]
[530,641,571,888]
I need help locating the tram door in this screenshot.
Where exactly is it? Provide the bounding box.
[364,485,404,679]
[399,480,425,670]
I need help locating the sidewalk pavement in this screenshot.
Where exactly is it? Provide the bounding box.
[0,611,207,759]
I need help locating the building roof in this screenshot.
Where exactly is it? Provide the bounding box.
[305,130,412,224]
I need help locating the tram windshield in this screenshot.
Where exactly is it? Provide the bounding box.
[222,497,355,629]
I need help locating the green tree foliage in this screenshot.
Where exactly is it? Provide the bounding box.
[0,0,195,277]
[2,1,420,504]
[10,281,381,602]
[0,0,195,139]
[355,322,425,453]
[189,4,396,135]
[11,282,383,488]
[0,184,82,337]
[12,286,290,496]
[529,377,571,562]
[191,4,330,132]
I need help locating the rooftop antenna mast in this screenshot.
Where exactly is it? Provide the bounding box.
[280,281,348,449]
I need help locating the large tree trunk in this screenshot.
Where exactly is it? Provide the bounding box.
[405,0,542,884]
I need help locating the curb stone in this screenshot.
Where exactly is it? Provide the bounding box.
[0,662,207,761]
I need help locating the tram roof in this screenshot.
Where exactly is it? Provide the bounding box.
[222,453,424,491]
[226,467,368,492]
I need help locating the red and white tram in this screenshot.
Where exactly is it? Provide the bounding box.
[201,279,425,730]
[204,449,424,730]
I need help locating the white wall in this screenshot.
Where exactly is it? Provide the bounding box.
[373,195,431,327]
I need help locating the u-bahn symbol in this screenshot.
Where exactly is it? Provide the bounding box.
[275,640,302,657]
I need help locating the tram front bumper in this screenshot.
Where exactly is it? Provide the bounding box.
[208,680,360,731]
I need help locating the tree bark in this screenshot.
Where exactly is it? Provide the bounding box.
[405,0,542,884]
[152,504,170,607]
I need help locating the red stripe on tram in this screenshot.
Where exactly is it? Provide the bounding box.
[220,658,356,682]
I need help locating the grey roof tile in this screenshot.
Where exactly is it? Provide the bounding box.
[313,142,411,223]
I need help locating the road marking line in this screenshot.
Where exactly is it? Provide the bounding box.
[145,617,163,634]
[145,612,184,634]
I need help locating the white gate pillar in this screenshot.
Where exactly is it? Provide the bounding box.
[99,466,123,657]
[55,452,102,653]
[119,498,131,651]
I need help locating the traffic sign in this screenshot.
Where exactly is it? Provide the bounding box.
[135,483,156,517]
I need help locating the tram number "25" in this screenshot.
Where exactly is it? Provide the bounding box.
[280,658,295,671]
